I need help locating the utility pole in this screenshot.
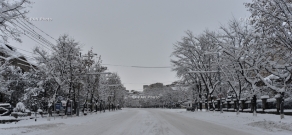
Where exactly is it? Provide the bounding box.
[82,50,107,112]
[90,64,107,112]
[82,50,96,113]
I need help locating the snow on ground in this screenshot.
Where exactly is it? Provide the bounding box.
[0,110,126,135]
[0,108,292,135]
[162,109,292,135]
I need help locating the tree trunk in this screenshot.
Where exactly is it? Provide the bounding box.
[236,99,239,115]
[252,95,257,116]
[280,92,285,119]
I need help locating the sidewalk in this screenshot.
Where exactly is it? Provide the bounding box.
[162,109,292,135]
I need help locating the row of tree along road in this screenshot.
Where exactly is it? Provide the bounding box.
[171,0,292,119]
[0,0,126,118]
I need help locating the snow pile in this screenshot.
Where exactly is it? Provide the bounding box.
[248,120,292,132]
[0,123,64,135]
[37,109,43,113]
[14,102,26,113]
[260,95,269,99]
[0,110,128,135]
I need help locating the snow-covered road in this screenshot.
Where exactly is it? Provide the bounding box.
[44,108,250,135]
[2,108,292,135]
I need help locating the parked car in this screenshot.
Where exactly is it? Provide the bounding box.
[0,103,13,116]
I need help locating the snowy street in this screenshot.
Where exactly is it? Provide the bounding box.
[2,108,292,135]
[2,1,292,135]
[45,109,250,135]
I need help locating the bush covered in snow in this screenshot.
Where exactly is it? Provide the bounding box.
[14,102,26,113]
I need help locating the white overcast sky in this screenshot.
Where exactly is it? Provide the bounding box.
[10,0,252,91]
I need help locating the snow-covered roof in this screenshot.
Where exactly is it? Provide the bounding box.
[0,43,23,58]
[0,43,37,68]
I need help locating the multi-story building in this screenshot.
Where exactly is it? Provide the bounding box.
[143,83,164,93]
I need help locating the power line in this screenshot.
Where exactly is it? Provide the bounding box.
[23,30,53,51]
[123,81,174,84]
[132,66,171,68]
[6,22,53,51]
[13,21,53,50]
[20,17,57,41]
[1,4,56,51]
[15,18,55,48]
[102,64,172,68]
[14,7,57,41]
[101,64,131,67]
